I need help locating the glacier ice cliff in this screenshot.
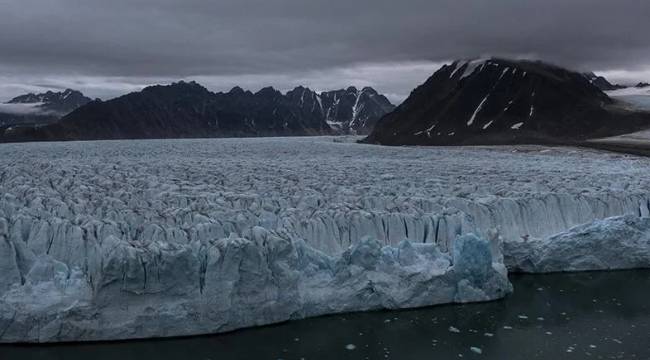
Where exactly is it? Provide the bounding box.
[0,230,510,342]
[506,215,650,272]
[1,137,650,342]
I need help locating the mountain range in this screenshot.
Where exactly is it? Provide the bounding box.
[365,58,650,146]
[0,89,91,127]
[2,60,649,145]
[1,83,393,142]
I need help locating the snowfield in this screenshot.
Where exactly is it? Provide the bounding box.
[1,136,649,342]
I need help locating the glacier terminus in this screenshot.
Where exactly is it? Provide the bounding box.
[1,136,649,342]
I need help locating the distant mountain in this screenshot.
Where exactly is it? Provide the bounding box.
[636,82,650,89]
[0,89,91,127]
[1,82,393,142]
[365,58,650,146]
[7,89,92,114]
[582,72,625,91]
[284,86,394,134]
[321,87,395,134]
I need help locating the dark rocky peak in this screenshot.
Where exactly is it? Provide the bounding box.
[8,88,88,105]
[228,86,246,95]
[583,72,625,91]
[286,86,319,102]
[365,58,650,146]
[345,86,359,94]
[5,88,92,117]
[286,85,315,95]
[636,82,650,88]
[361,87,379,95]
[141,81,213,100]
[255,86,282,99]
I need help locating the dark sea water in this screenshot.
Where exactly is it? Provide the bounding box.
[2,270,649,360]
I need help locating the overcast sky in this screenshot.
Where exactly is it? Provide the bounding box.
[1,0,649,103]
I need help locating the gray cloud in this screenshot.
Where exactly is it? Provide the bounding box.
[0,0,649,101]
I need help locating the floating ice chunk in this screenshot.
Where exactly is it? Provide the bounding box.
[449,326,461,333]
[470,347,483,354]
[511,122,524,130]
[345,344,357,350]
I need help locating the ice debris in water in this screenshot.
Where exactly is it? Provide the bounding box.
[449,326,461,333]
[470,347,483,354]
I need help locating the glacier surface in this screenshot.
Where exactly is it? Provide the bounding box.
[1,137,649,342]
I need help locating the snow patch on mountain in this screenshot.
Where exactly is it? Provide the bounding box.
[468,95,489,126]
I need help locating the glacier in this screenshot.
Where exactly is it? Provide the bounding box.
[1,137,649,342]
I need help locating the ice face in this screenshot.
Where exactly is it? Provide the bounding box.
[506,215,650,272]
[0,228,510,343]
[0,137,649,342]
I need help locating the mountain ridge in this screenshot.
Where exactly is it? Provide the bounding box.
[0,89,92,127]
[0,82,394,142]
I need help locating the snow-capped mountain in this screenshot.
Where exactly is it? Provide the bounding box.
[0,89,91,127]
[7,89,92,114]
[1,82,393,142]
[320,87,395,134]
[285,86,394,134]
[365,58,650,146]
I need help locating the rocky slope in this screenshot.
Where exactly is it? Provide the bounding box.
[582,72,625,91]
[365,58,650,146]
[286,86,394,134]
[1,83,393,142]
[320,86,395,134]
[1,137,650,342]
[0,89,91,127]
